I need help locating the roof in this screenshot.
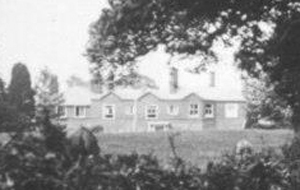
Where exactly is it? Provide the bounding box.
[63,86,98,106]
[63,50,245,105]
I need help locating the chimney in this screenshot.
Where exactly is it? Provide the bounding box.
[209,71,216,87]
[90,79,102,94]
[169,67,178,93]
[90,72,103,94]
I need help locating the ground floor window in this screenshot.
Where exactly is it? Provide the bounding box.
[57,106,67,117]
[189,104,199,117]
[225,103,239,118]
[148,122,172,132]
[103,104,115,119]
[75,106,86,117]
[146,105,158,119]
[204,104,214,118]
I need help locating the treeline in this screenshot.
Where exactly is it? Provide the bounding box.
[0,63,63,132]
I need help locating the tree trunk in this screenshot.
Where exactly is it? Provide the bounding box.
[291,105,300,134]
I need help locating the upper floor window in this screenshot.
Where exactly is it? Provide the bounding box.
[146,105,158,119]
[75,106,86,117]
[103,104,115,119]
[167,105,179,115]
[225,103,239,118]
[126,105,135,115]
[204,104,214,118]
[189,104,199,117]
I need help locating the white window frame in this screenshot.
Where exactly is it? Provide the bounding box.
[167,105,179,115]
[102,104,115,120]
[126,105,135,115]
[147,122,172,132]
[204,104,214,118]
[145,105,158,119]
[75,106,86,118]
[225,103,239,118]
[189,103,199,117]
[57,106,67,118]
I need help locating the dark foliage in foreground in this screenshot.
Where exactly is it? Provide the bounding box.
[0,120,299,190]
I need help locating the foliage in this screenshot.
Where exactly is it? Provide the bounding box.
[86,0,300,131]
[0,78,6,102]
[0,76,31,132]
[243,73,291,129]
[35,67,64,119]
[8,63,35,119]
[0,116,299,190]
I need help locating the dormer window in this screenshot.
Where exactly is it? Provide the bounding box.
[189,104,199,117]
[204,104,214,118]
[75,106,86,118]
[146,105,158,119]
[167,105,179,115]
[103,104,115,119]
[126,105,135,115]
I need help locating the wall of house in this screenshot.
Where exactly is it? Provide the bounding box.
[215,101,246,130]
[62,94,246,133]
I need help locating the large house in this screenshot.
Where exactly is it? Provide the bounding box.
[60,59,246,133]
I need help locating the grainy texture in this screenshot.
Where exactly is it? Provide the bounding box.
[97,129,293,167]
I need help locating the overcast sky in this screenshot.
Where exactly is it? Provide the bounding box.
[0,0,240,91]
[0,0,107,86]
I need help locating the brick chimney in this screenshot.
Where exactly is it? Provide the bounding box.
[169,67,178,93]
[90,72,103,94]
[90,79,103,94]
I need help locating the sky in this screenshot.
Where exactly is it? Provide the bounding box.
[0,0,107,87]
[0,0,241,90]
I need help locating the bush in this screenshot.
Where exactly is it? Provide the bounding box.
[0,118,299,190]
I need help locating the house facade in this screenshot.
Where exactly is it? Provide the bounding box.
[60,62,246,133]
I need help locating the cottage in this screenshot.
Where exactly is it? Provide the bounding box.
[60,62,246,133]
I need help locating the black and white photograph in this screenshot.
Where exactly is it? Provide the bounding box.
[0,0,299,189]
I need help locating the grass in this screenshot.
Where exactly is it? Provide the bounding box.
[96,129,294,167]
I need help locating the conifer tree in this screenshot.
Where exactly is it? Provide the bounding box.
[8,63,35,118]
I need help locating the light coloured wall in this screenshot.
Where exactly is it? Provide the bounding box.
[62,94,246,133]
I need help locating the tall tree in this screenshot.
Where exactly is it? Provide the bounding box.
[243,73,290,129]
[8,63,35,118]
[86,0,300,131]
[35,67,64,118]
[0,77,24,132]
[0,77,6,102]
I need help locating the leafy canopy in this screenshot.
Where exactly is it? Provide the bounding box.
[87,0,300,130]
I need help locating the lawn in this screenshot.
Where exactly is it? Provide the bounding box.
[96,129,294,167]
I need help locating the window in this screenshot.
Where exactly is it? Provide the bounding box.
[225,103,239,118]
[75,106,86,117]
[167,105,179,115]
[103,104,115,119]
[204,104,214,118]
[57,106,67,117]
[189,104,199,117]
[148,122,172,132]
[126,105,135,115]
[146,105,158,119]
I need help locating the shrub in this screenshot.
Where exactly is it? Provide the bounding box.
[0,118,299,190]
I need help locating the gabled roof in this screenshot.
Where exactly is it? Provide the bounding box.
[62,86,98,106]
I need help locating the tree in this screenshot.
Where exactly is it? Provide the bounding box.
[86,0,300,131]
[243,73,290,129]
[8,63,35,118]
[0,77,6,102]
[35,67,64,118]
